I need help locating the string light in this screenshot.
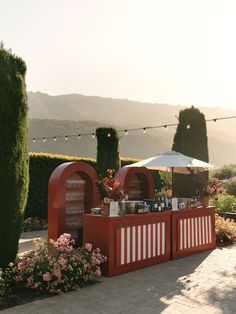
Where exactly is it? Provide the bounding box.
[29,115,236,143]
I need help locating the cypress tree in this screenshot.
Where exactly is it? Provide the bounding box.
[172,106,209,197]
[96,127,120,178]
[0,45,29,267]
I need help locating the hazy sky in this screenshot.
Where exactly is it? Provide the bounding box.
[1,0,236,109]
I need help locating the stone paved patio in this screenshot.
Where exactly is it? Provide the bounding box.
[2,238,236,314]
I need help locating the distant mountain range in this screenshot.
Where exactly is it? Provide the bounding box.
[28,92,236,165]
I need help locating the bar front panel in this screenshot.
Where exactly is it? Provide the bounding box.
[171,207,216,259]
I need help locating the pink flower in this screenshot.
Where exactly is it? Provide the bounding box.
[95,268,101,277]
[43,272,52,282]
[85,243,92,252]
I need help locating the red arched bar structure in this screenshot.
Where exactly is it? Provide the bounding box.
[115,167,155,200]
[48,161,99,242]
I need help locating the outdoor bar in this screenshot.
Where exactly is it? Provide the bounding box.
[49,151,217,277]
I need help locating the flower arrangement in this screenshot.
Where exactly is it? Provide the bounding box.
[0,233,106,297]
[200,178,224,197]
[95,169,125,204]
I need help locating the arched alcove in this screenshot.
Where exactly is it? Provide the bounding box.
[115,167,154,200]
[48,161,99,242]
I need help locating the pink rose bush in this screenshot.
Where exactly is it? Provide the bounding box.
[0,233,106,296]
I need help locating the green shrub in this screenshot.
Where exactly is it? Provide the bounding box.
[0,47,29,268]
[211,165,236,180]
[26,153,96,219]
[215,214,236,246]
[223,177,236,196]
[210,195,236,213]
[96,127,120,178]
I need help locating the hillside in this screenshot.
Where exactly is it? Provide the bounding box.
[28,92,236,165]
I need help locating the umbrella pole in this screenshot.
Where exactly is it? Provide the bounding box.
[172,167,174,197]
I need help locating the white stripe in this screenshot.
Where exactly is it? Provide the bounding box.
[198,217,202,245]
[208,216,212,243]
[188,219,191,248]
[127,227,130,263]
[180,219,183,250]
[138,225,141,261]
[191,218,194,247]
[132,226,136,262]
[202,217,205,245]
[195,217,198,246]
[184,219,187,249]
[143,225,146,259]
[121,228,124,265]
[162,222,165,255]
[157,223,160,256]
[205,216,209,244]
[148,224,151,258]
[153,223,156,257]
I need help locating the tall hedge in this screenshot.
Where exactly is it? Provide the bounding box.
[26,153,96,219]
[172,106,209,197]
[0,46,29,267]
[96,127,120,178]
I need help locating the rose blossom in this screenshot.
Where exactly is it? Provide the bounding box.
[85,243,92,252]
[43,272,52,282]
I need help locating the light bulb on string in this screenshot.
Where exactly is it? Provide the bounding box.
[54,137,57,141]
[164,125,167,130]
[33,138,36,143]
[107,133,111,138]
[92,133,95,138]
[78,134,81,140]
[65,136,68,141]
[125,130,128,135]
[43,137,46,142]
[143,128,146,134]
[186,124,191,129]
[213,119,217,123]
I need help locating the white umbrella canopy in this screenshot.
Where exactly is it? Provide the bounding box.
[125,150,216,174]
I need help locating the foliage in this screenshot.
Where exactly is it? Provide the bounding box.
[95,169,125,203]
[223,176,236,196]
[0,46,29,268]
[0,234,106,297]
[200,177,224,197]
[26,153,96,219]
[215,215,236,246]
[96,127,120,178]
[210,195,236,213]
[211,165,236,180]
[172,106,209,197]
[22,217,47,232]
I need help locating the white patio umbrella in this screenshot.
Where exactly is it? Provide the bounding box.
[125,151,216,196]
[125,150,216,174]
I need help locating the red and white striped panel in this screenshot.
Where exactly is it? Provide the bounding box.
[179,215,212,251]
[117,222,166,266]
